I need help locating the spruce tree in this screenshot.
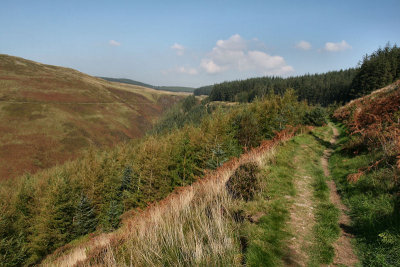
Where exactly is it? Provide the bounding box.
[104,201,123,231]
[120,166,133,192]
[74,194,97,236]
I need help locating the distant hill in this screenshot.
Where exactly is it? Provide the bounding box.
[99,77,196,93]
[0,55,185,180]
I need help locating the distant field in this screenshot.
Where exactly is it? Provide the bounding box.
[0,54,185,180]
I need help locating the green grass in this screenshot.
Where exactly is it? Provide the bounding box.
[330,123,400,266]
[241,141,296,267]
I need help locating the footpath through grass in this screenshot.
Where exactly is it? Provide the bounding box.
[241,126,340,266]
[330,123,400,266]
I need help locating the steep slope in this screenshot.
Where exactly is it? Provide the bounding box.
[0,54,185,180]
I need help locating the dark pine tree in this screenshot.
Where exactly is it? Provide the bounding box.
[74,194,97,236]
[104,200,123,231]
[120,166,133,193]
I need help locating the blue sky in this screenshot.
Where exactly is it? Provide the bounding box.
[1,0,399,87]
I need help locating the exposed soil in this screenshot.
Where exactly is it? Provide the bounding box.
[323,125,359,266]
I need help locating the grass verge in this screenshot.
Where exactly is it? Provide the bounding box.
[240,141,296,266]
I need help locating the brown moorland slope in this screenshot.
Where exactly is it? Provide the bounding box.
[0,54,186,180]
[334,79,400,179]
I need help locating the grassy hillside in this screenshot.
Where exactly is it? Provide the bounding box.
[98,77,196,92]
[0,55,185,180]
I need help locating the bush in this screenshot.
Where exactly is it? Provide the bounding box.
[303,106,327,126]
[226,163,260,201]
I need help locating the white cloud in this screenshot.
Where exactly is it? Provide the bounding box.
[324,40,351,52]
[109,40,121,46]
[177,66,198,75]
[200,34,293,75]
[171,43,185,55]
[200,59,225,74]
[162,66,198,75]
[215,34,247,51]
[295,40,311,50]
[248,51,294,75]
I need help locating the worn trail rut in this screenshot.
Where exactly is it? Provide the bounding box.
[287,125,358,266]
[323,125,359,267]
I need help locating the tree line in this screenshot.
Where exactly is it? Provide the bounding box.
[197,44,400,106]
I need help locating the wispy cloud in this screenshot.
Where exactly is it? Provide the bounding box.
[177,66,198,75]
[109,40,121,46]
[200,34,293,75]
[295,40,311,50]
[324,40,351,52]
[171,43,185,55]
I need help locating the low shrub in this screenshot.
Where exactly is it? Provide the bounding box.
[226,162,260,201]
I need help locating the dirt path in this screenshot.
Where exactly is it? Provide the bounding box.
[323,125,359,266]
[285,152,315,266]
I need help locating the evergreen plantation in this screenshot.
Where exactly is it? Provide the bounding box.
[196,44,400,106]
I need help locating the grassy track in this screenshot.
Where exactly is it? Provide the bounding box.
[242,126,341,266]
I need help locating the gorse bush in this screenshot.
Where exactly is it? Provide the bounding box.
[226,163,260,201]
[0,90,316,266]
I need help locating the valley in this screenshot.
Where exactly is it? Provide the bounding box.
[0,40,399,267]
